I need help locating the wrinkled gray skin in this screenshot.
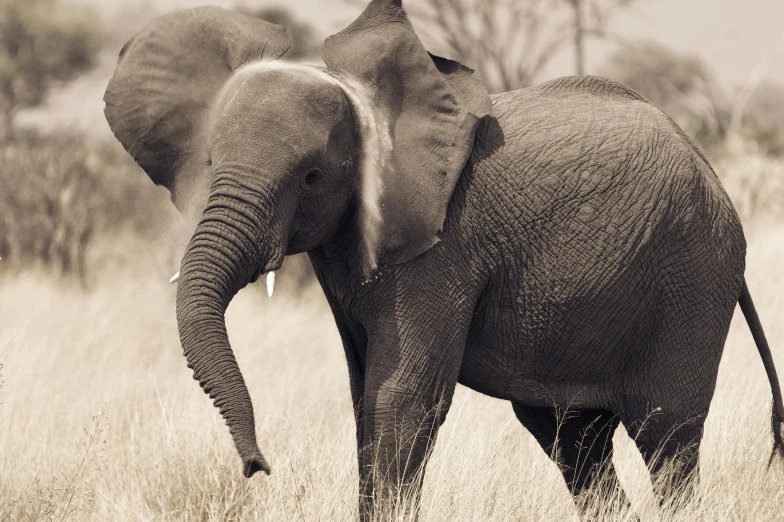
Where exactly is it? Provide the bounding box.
[104,1,783,519]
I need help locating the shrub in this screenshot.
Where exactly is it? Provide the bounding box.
[0,131,167,283]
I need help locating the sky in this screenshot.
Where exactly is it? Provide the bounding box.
[579,0,784,85]
[22,0,784,137]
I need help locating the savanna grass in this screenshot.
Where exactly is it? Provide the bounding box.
[1,222,783,521]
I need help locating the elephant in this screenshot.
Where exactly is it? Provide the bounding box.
[103,0,784,518]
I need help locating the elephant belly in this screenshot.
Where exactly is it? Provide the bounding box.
[459,300,632,410]
[458,236,663,410]
[457,206,743,411]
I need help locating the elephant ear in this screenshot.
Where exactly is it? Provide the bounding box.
[104,7,290,222]
[427,53,494,124]
[321,0,492,269]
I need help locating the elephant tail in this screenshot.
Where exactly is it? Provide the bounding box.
[738,278,784,466]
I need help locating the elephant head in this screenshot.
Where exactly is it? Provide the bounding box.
[104,1,492,477]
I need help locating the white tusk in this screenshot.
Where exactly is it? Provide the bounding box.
[169,271,180,284]
[266,271,276,298]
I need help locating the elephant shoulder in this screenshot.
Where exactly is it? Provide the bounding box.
[533,75,650,104]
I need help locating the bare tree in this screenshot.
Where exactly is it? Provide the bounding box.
[406,0,566,92]
[568,0,639,75]
[567,0,585,75]
[400,0,638,93]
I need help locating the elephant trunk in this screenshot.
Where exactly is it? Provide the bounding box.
[175,189,283,477]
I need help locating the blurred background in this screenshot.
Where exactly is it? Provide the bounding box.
[1,1,783,520]
[1,0,782,286]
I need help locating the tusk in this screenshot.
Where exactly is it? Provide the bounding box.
[265,271,276,298]
[169,271,180,284]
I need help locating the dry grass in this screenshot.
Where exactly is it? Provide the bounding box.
[1,222,783,521]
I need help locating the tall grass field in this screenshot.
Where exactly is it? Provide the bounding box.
[1,222,783,521]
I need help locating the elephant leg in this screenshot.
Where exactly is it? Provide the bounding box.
[341,334,368,508]
[358,279,474,521]
[359,347,466,521]
[317,290,371,516]
[623,405,705,506]
[333,320,367,481]
[512,403,628,513]
[620,292,728,507]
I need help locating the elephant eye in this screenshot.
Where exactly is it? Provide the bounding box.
[303,168,321,188]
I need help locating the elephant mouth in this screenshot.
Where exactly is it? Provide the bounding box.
[248,255,285,299]
[248,265,266,284]
[253,255,284,281]
[170,254,283,292]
